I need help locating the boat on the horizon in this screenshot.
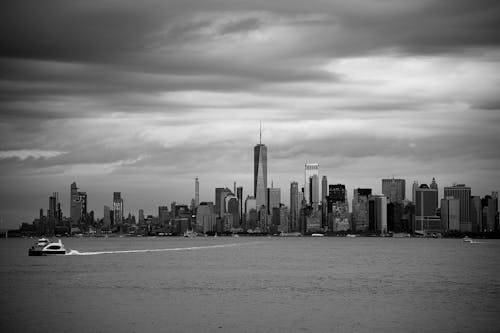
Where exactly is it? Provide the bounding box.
[311,233,325,237]
[183,230,197,237]
[279,231,302,237]
[28,238,66,256]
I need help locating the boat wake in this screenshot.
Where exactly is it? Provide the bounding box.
[65,242,259,256]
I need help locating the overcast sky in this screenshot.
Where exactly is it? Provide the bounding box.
[1,0,500,228]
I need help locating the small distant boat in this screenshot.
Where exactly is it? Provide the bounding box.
[183,230,197,237]
[346,234,357,238]
[311,233,324,237]
[232,234,240,238]
[36,238,50,246]
[279,231,302,237]
[28,239,66,256]
[463,236,473,243]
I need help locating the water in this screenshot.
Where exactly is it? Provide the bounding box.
[1,237,499,332]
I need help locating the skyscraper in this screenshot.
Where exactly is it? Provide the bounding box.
[369,195,387,233]
[328,184,347,203]
[321,176,328,203]
[70,182,79,225]
[70,182,86,226]
[267,186,281,214]
[225,194,239,229]
[113,192,123,226]
[482,192,498,231]
[158,206,169,225]
[352,188,372,232]
[470,196,482,232]
[196,202,216,233]
[415,184,441,232]
[236,186,243,225]
[215,187,232,218]
[412,181,419,203]
[441,197,460,231]
[430,177,438,208]
[194,177,199,208]
[290,181,300,232]
[254,126,267,210]
[304,163,319,205]
[444,184,471,232]
[103,205,111,228]
[309,174,319,210]
[382,178,406,203]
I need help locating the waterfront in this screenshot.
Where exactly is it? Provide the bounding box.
[1,237,499,332]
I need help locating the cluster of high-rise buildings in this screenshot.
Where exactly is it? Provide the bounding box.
[18,132,500,237]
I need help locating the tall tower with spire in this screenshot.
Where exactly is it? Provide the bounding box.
[254,123,268,210]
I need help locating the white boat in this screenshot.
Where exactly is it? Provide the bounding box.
[463,236,473,243]
[279,231,302,237]
[311,233,324,237]
[36,238,50,246]
[28,239,66,256]
[346,234,357,238]
[183,230,197,237]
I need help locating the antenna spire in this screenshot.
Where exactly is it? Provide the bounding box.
[259,121,262,144]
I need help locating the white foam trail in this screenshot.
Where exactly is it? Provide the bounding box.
[65,242,259,256]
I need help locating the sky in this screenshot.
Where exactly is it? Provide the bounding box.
[1,0,500,228]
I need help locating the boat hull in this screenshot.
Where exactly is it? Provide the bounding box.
[28,249,66,256]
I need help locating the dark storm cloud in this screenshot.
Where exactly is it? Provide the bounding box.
[2,0,499,72]
[0,0,168,62]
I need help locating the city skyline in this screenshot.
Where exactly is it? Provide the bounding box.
[1,1,500,227]
[1,127,499,227]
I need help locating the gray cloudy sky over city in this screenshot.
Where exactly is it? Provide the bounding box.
[1,0,500,227]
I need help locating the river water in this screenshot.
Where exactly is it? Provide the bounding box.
[0,237,499,332]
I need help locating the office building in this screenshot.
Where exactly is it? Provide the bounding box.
[470,196,482,233]
[441,197,460,231]
[158,206,169,225]
[113,192,124,225]
[412,181,419,203]
[290,181,300,232]
[321,176,328,203]
[482,192,498,231]
[430,177,439,208]
[444,184,471,232]
[194,178,199,208]
[215,187,232,217]
[369,195,387,233]
[267,186,281,214]
[196,202,216,233]
[70,182,87,226]
[225,194,240,229]
[103,205,111,228]
[328,184,347,203]
[352,188,372,232]
[382,178,406,203]
[236,186,243,225]
[309,174,319,210]
[414,184,441,233]
[304,163,319,205]
[245,195,257,230]
[278,206,290,233]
